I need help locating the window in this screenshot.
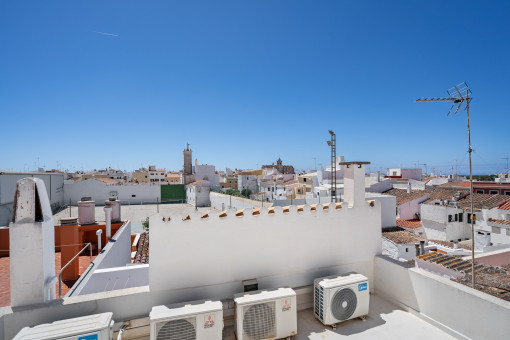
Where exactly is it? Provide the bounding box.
[505,191,510,195]
[455,214,458,222]
[476,190,484,194]
[458,213,463,222]
[448,215,453,222]
[405,248,409,253]
[303,178,307,182]
[132,194,136,197]
[489,190,498,195]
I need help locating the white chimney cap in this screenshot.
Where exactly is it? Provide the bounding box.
[96,229,102,235]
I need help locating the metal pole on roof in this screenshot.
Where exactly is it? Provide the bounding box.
[417,82,475,289]
[466,90,475,289]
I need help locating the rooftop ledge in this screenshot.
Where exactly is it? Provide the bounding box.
[338,161,371,165]
[153,201,377,222]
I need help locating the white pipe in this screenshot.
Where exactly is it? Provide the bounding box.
[96,229,103,252]
[44,276,57,302]
[104,207,112,238]
[117,322,129,340]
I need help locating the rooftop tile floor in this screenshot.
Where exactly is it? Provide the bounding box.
[0,252,96,307]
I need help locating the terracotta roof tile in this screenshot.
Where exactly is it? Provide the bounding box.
[382,188,430,205]
[187,180,208,186]
[439,181,470,187]
[488,218,510,226]
[134,232,149,264]
[396,219,422,229]
[382,227,425,244]
[499,201,510,210]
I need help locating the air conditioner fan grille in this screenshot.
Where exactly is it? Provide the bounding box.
[331,288,357,321]
[242,301,276,340]
[156,317,196,340]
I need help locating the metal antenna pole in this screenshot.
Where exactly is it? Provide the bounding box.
[417,82,475,288]
[327,130,337,203]
[466,90,475,289]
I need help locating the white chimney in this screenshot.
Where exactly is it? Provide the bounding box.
[78,198,95,225]
[407,181,412,194]
[9,178,56,307]
[341,161,370,208]
[104,207,112,239]
[105,198,121,223]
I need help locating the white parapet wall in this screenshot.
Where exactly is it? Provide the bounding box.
[374,255,510,340]
[64,180,161,205]
[210,192,263,211]
[149,201,382,295]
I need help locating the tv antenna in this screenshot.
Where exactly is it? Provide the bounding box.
[417,82,475,289]
[327,130,337,202]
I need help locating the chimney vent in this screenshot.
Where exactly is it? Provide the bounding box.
[60,217,78,226]
[78,199,95,225]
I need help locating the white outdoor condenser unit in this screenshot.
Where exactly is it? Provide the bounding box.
[13,312,114,340]
[234,287,297,340]
[314,273,369,327]
[150,300,223,340]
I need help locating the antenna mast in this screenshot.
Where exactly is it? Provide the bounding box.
[417,82,476,289]
[327,130,337,203]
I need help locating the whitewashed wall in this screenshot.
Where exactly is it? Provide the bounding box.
[67,221,133,296]
[398,194,428,220]
[194,165,219,186]
[421,204,474,241]
[210,192,262,211]
[186,185,211,207]
[149,202,382,294]
[64,180,161,205]
[375,255,510,340]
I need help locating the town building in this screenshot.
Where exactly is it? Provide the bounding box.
[1,164,510,340]
[181,143,195,185]
[237,170,261,193]
[131,168,149,183]
[164,172,180,184]
[386,168,422,181]
[148,165,166,183]
[185,180,211,207]
[220,175,238,189]
[421,192,510,242]
[193,163,219,186]
[262,157,295,174]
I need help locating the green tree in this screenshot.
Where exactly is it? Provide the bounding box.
[142,217,149,232]
[241,189,252,198]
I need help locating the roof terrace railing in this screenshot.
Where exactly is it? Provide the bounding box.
[59,242,93,298]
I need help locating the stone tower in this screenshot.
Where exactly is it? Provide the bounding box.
[183,143,192,175]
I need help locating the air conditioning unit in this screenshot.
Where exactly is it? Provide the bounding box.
[13,312,113,340]
[314,273,369,327]
[150,300,223,340]
[234,287,297,340]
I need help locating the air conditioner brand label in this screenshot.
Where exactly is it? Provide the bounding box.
[78,335,98,340]
[204,314,215,328]
[358,282,368,292]
[281,299,291,312]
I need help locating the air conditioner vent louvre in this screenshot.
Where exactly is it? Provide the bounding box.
[314,284,324,321]
[242,301,276,340]
[156,317,196,340]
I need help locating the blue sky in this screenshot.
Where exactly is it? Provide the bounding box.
[1,1,509,175]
